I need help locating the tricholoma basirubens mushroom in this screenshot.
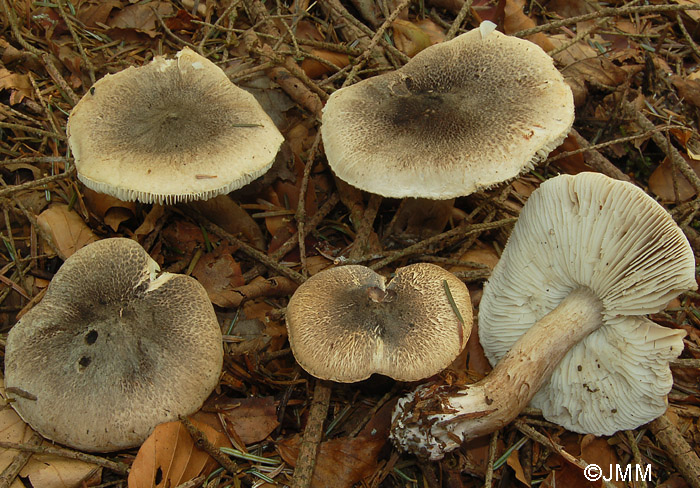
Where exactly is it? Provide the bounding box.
[391,172,697,459]
[4,238,223,452]
[285,263,472,382]
[67,48,284,204]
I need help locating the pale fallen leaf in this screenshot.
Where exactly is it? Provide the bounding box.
[128,416,230,488]
[37,204,99,260]
[189,195,265,250]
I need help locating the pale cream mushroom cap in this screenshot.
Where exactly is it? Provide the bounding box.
[285,263,472,382]
[67,48,284,204]
[321,23,574,199]
[4,238,223,452]
[479,172,696,435]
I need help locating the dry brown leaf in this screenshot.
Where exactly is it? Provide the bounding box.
[580,435,624,488]
[0,380,100,488]
[37,204,99,260]
[506,448,530,486]
[190,194,266,250]
[128,416,230,488]
[503,0,555,51]
[225,276,299,308]
[83,187,136,232]
[300,49,350,78]
[107,2,173,37]
[277,434,385,488]
[392,19,433,57]
[220,396,280,444]
[0,68,33,104]
[77,0,122,28]
[191,244,246,307]
[649,156,700,203]
[671,75,700,109]
[134,204,166,240]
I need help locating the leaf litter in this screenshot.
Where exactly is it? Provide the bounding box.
[1,0,700,487]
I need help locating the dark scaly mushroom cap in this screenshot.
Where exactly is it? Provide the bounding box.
[4,238,223,452]
[285,263,472,382]
[321,22,574,199]
[67,48,284,204]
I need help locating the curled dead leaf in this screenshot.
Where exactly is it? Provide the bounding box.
[37,204,99,260]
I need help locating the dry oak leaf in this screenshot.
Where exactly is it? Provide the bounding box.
[128,416,231,488]
[277,434,385,488]
[191,244,245,308]
[649,156,700,203]
[0,380,99,488]
[83,187,136,232]
[219,396,280,445]
[0,68,33,105]
[36,203,99,260]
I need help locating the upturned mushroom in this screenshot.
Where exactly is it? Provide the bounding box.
[4,238,223,452]
[67,48,284,204]
[321,22,574,199]
[391,172,697,459]
[285,263,472,382]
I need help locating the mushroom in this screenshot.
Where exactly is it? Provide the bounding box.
[321,22,574,199]
[67,48,284,204]
[391,172,697,459]
[4,238,223,452]
[285,263,472,382]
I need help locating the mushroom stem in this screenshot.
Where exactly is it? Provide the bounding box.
[391,287,603,460]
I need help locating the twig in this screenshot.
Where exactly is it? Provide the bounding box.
[483,431,499,488]
[624,101,700,193]
[624,431,648,488]
[180,417,239,475]
[556,129,631,181]
[649,414,700,488]
[515,4,700,38]
[445,0,472,40]
[41,53,81,106]
[0,440,129,476]
[344,0,412,86]
[0,122,65,140]
[0,433,43,488]
[295,131,323,277]
[515,421,616,488]
[369,218,517,271]
[291,380,332,488]
[0,0,42,58]
[0,167,76,198]
[676,12,700,60]
[181,206,306,284]
[348,193,382,260]
[56,0,96,84]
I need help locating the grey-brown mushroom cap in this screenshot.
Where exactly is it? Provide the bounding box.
[67,47,284,204]
[321,26,574,199]
[285,263,472,382]
[479,172,696,435]
[4,238,223,452]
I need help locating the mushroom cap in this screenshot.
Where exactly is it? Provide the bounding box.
[67,48,284,204]
[321,24,574,199]
[479,172,696,435]
[4,238,223,452]
[285,263,472,382]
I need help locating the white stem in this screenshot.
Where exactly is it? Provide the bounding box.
[391,287,603,460]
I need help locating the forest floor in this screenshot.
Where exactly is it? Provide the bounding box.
[1,0,700,487]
